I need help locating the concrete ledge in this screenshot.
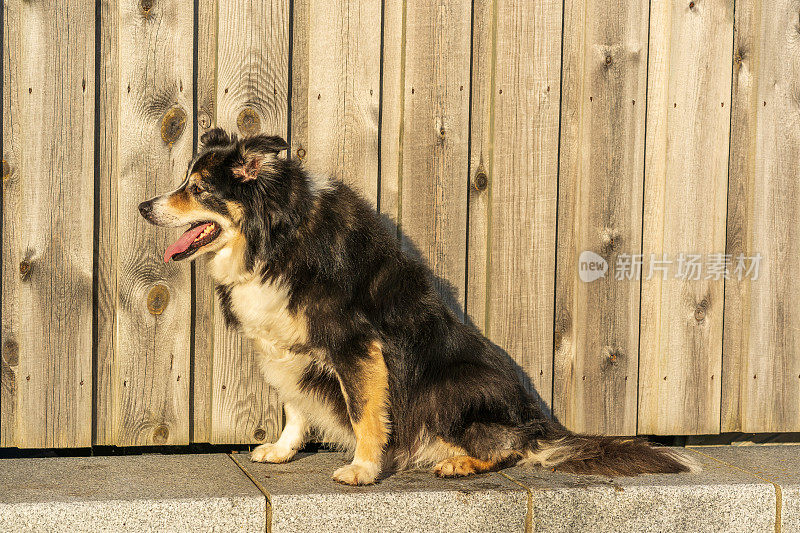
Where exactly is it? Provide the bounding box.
[0,454,265,533]
[695,445,800,531]
[233,451,527,533]
[2,446,798,532]
[503,448,776,533]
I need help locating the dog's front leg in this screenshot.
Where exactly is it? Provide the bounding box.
[251,402,307,463]
[332,340,390,485]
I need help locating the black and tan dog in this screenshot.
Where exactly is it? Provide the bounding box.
[139,129,696,485]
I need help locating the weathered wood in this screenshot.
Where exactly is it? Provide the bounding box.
[468,0,561,413]
[291,0,381,204]
[378,0,404,228]
[553,0,649,435]
[1,0,20,447]
[192,0,219,444]
[381,0,472,317]
[638,0,734,435]
[206,0,290,444]
[1,0,94,447]
[722,0,800,432]
[94,0,119,446]
[113,0,193,445]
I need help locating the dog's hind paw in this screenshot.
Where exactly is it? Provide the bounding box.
[332,461,380,486]
[251,443,296,463]
[434,455,493,478]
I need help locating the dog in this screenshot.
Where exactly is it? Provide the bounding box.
[138,128,697,485]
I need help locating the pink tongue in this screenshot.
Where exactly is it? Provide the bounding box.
[164,223,213,263]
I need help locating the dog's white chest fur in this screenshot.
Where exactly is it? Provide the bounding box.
[208,243,355,449]
[209,240,307,356]
[228,277,305,357]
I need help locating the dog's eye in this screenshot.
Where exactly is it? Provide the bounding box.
[189,184,206,195]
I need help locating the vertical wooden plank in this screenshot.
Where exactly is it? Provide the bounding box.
[207,0,289,445]
[95,0,119,446]
[1,0,20,447]
[468,0,562,413]
[379,0,404,227]
[1,0,94,447]
[552,0,649,435]
[722,0,800,432]
[291,0,381,205]
[638,0,734,435]
[193,0,219,444]
[381,0,472,316]
[114,0,193,445]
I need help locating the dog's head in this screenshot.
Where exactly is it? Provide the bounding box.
[138,128,291,264]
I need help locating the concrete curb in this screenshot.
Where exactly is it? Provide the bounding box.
[232,451,528,533]
[0,454,265,533]
[1,446,798,532]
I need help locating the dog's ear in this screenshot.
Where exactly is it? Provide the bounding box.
[232,135,290,182]
[200,128,233,148]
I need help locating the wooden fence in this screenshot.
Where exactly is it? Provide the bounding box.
[1,0,797,448]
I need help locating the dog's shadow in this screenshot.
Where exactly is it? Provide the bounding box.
[377,213,555,422]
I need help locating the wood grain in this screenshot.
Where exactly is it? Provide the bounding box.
[638,0,734,435]
[722,0,800,432]
[291,0,381,205]
[553,0,649,435]
[205,0,290,444]
[378,0,404,229]
[381,0,472,317]
[1,0,94,447]
[1,0,20,447]
[192,0,219,445]
[114,0,193,445]
[94,0,119,446]
[468,0,561,413]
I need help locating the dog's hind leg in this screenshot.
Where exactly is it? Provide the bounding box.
[251,402,307,463]
[434,450,521,478]
[331,339,390,486]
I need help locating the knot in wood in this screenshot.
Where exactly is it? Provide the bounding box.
[694,299,709,322]
[605,55,613,66]
[147,285,170,315]
[2,159,9,181]
[237,109,261,136]
[152,425,169,444]
[603,346,622,366]
[140,0,153,16]
[689,1,695,8]
[553,330,563,351]
[198,111,212,130]
[601,227,621,253]
[253,428,267,441]
[296,148,306,160]
[161,106,187,145]
[473,171,488,192]
[3,338,19,367]
[19,260,32,281]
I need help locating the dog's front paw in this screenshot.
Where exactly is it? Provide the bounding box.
[332,462,380,485]
[251,443,297,463]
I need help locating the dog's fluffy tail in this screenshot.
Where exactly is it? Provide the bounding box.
[520,434,700,476]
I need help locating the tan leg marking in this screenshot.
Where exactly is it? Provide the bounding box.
[332,341,390,486]
[433,449,522,478]
[434,455,498,478]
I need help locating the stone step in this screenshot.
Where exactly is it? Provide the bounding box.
[2,446,797,532]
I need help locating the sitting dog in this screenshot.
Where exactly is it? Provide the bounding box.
[139,129,696,485]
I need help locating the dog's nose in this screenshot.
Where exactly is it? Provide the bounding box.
[138,200,152,218]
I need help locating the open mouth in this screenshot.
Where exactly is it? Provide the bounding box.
[164,221,222,263]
